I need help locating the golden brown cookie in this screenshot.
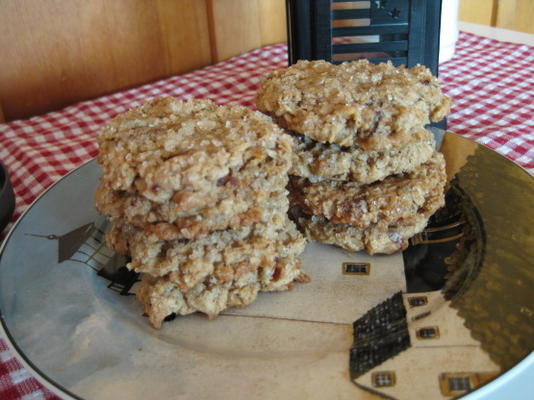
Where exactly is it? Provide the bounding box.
[137,255,310,329]
[256,60,450,150]
[293,211,432,255]
[290,128,435,183]
[95,175,288,240]
[288,152,447,228]
[106,216,307,291]
[97,97,292,203]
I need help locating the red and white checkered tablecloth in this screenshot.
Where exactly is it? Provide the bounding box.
[0,31,533,399]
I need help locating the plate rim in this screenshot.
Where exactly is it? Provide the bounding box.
[0,158,96,400]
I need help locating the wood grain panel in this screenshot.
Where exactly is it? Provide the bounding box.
[460,0,534,33]
[207,0,286,62]
[496,0,534,34]
[459,0,497,26]
[258,0,288,46]
[155,0,212,73]
[0,0,211,121]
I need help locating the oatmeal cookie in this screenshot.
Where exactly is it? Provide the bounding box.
[106,216,307,291]
[293,212,431,255]
[290,128,435,183]
[137,256,310,329]
[97,97,292,203]
[256,60,450,150]
[288,152,446,228]
[95,175,288,240]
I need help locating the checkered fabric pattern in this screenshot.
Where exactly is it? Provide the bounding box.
[440,33,534,168]
[0,31,532,399]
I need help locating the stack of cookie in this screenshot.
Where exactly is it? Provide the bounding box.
[95,97,308,328]
[257,60,450,254]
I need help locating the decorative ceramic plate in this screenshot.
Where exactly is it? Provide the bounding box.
[0,130,532,400]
